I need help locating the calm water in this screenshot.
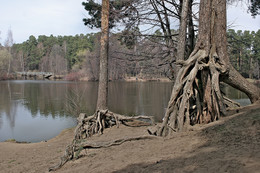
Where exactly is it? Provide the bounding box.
[0,80,253,142]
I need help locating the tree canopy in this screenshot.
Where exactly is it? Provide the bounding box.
[249,0,260,17]
[82,0,137,29]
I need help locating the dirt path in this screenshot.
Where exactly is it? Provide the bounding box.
[0,104,259,173]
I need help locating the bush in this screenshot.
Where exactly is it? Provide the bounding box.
[65,72,83,81]
[0,73,15,80]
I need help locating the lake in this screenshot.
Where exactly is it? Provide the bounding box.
[0,80,252,142]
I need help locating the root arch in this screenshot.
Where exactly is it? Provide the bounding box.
[158,46,229,136]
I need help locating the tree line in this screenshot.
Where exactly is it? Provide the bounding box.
[0,28,259,81]
[227,29,260,79]
[0,33,96,79]
[0,29,174,80]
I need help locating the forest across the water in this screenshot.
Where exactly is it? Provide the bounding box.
[0,29,260,81]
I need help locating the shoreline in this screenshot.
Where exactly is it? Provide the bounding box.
[2,127,76,144]
[0,103,259,172]
[1,73,259,84]
[0,76,173,83]
[2,103,258,145]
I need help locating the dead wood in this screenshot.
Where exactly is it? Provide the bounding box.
[74,135,158,149]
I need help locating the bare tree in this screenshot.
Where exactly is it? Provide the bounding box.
[4,28,13,76]
[39,44,67,75]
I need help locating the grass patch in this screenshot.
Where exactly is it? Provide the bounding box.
[5,139,16,142]
[57,149,62,153]
[8,160,16,163]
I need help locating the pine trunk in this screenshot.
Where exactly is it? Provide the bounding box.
[96,0,110,110]
[175,0,189,79]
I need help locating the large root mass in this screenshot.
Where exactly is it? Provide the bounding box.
[157,46,237,136]
[49,110,154,171]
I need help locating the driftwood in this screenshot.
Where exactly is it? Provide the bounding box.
[48,110,154,172]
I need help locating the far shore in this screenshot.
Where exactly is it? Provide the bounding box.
[1,73,173,82]
[1,73,260,84]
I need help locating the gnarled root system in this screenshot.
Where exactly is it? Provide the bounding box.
[48,110,153,171]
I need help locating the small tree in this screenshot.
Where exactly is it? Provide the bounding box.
[4,28,13,76]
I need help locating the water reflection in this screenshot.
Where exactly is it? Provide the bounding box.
[0,80,81,142]
[221,83,253,106]
[0,80,257,142]
[108,82,172,121]
[0,82,18,129]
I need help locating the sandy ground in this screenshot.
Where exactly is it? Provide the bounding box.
[0,104,259,173]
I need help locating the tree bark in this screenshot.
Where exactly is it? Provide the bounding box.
[187,0,195,56]
[175,0,189,79]
[97,0,110,110]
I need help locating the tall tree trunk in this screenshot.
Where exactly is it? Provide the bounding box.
[174,0,189,79]
[157,0,260,136]
[21,53,24,72]
[239,49,242,72]
[237,56,239,70]
[7,47,11,76]
[7,58,11,76]
[187,0,195,56]
[96,0,110,110]
[249,56,253,79]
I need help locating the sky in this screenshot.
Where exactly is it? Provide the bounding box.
[227,3,260,31]
[0,0,259,45]
[0,0,94,44]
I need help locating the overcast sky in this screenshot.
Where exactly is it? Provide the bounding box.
[0,0,259,45]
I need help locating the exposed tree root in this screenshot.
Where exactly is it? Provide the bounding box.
[74,110,154,139]
[157,45,232,136]
[48,110,154,171]
[223,96,240,109]
[48,135,156,172]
